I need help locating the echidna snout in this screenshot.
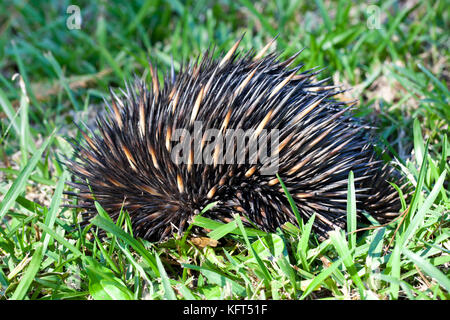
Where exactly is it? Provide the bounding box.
[66,38,402,242]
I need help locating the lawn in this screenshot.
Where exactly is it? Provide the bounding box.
[0,0,448,300]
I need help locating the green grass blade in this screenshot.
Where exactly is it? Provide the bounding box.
[208,220,239,241]
[0,87,20,135]
[42,170,68,251]
[0,132,54,220]
[413,118,425,167]
[11,243,43,300]
[92,233,121,275]
[192,215,267,238]
[44,52,81,111]
[234,214,272,285]
[417,63,450,95]
[36,222,83,258]
[238,0,278,37]
[182,263,246,297]
[402,170,447,247]
[90,215,158,275]
[405,142,429,226]
[298,213,315,272]
[346,171,357,250]
[300,255,344,299]
[181,201,218,246]
[315,0,333,32]
[126,0,157,34]
[403,249,450,293]
[329,230,366,298]
[84,257,133,300]
[176,283,197,300]
[18,76,30,165]
[116,240,152,285]
[155,253,177,300]
[0,167,56,186]
[277,173,303,228]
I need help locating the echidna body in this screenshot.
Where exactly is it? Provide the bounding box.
[66,39,401,242]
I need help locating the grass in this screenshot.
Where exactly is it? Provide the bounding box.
[0,0,448,300]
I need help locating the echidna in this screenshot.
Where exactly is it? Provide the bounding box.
[65,38,402,242]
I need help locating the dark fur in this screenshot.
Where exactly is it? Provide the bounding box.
[66,44,402,242]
